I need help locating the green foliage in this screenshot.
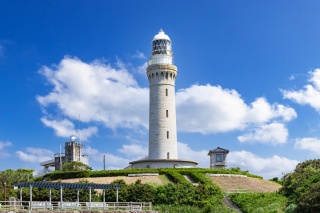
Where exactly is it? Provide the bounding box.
[280,159,320,213]
[269,177,283,185]
[154,204,237,213]
[229,192,288,213]
[19,180,99,202]
[0,169,33,201]
[42,167,261,181]
[165,171,190,184]
[61,161,92,171]
[42,170,90,180]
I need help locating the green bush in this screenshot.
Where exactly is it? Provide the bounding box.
[280,159,320,213]
[164,171,190,184]
[43,170,90,180]
[229,192,287,213]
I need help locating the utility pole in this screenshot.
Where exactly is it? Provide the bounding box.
[3,182,6,204]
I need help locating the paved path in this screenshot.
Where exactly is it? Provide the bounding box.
[223,196,243,213]
[183,175,198,185]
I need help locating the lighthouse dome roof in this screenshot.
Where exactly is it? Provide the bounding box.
[153,29,171,41]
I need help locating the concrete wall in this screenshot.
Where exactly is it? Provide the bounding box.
[147,64,178,160]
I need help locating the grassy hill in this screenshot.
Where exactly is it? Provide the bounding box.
[29,168,284,213]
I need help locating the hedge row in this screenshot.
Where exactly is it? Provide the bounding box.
[36,167,262,182]
[42,170,90,180]
[187,172,213,186]
[164,171,190,184]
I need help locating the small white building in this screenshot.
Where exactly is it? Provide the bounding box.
[208,147,229,169]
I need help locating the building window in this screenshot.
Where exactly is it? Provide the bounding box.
[216,154,223,162]
[146,165,150,168]
[166,110,168,117]
[166,89,168,96]
[167,152,170,159]
[167,131,169,139]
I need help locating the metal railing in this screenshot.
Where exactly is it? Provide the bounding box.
[0,200,153,211]
[225,189,252,194]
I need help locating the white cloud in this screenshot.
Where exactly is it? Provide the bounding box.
[0,141,12,158]
[289,75,295,80]
[83,144,146,170]
[40,117,97,141]
[176,85,296,134]
[37,57,149,131]
[228,151,299,179]
[176,143,299,179]
[178,142,208,167]
[0,141,12,150]
[37,57,296,145]
[133,51,146,59]
[118,144,147,158]
[16,147,54,163]
[295,137,320,154]
[237,122,288,145]
[282,68,320,112]
[176,84,296,144]
[134,62,147,74]
[176,85,248,133]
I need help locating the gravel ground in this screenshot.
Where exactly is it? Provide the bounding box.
[57,175,169,185]
[210,176,281,193]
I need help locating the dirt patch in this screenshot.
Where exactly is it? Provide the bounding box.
[210,176,281,193]
[58,175,170,185]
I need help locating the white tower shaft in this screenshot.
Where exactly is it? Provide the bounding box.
[147,30,178,160]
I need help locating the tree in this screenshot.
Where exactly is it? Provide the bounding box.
[280,159,320,213]
[0,169,32,201]
[61,161,92,171]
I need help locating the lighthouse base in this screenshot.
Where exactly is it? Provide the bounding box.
[129,159,198,169]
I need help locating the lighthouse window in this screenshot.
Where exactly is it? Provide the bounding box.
[216,154,223,162]
[166,110,168,117]
[165,73,168,79]
[167,131,169,139]
[166,89,168,96]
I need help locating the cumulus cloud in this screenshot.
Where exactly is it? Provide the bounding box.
[37,57,149,132]
[237,122,288,145]
[118,144,147,158]
[134,62,147,74]
[176,84,296,144]
[16,147,54,163]
[282,69,320,112]
[0,141,12,158]
[178,142,297,179]
[83,144,147,170]
[178,142,208,167]
[228,151,299,179]
[37,57,296,145]
[295,137,320,154]
[41,117,97,141]
[133,51,146,59]
[0,141,12,150]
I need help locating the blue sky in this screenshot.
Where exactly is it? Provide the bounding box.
[1,1,320,179]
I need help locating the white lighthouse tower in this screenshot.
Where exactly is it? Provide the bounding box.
[130,30,197,168]
[148,29,178,160]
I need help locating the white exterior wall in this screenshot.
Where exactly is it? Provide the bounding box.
[131,160,197,169]
[209,153,227,168]
[147,66,178,159]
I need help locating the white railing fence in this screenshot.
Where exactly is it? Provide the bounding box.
[0,200,153,211]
